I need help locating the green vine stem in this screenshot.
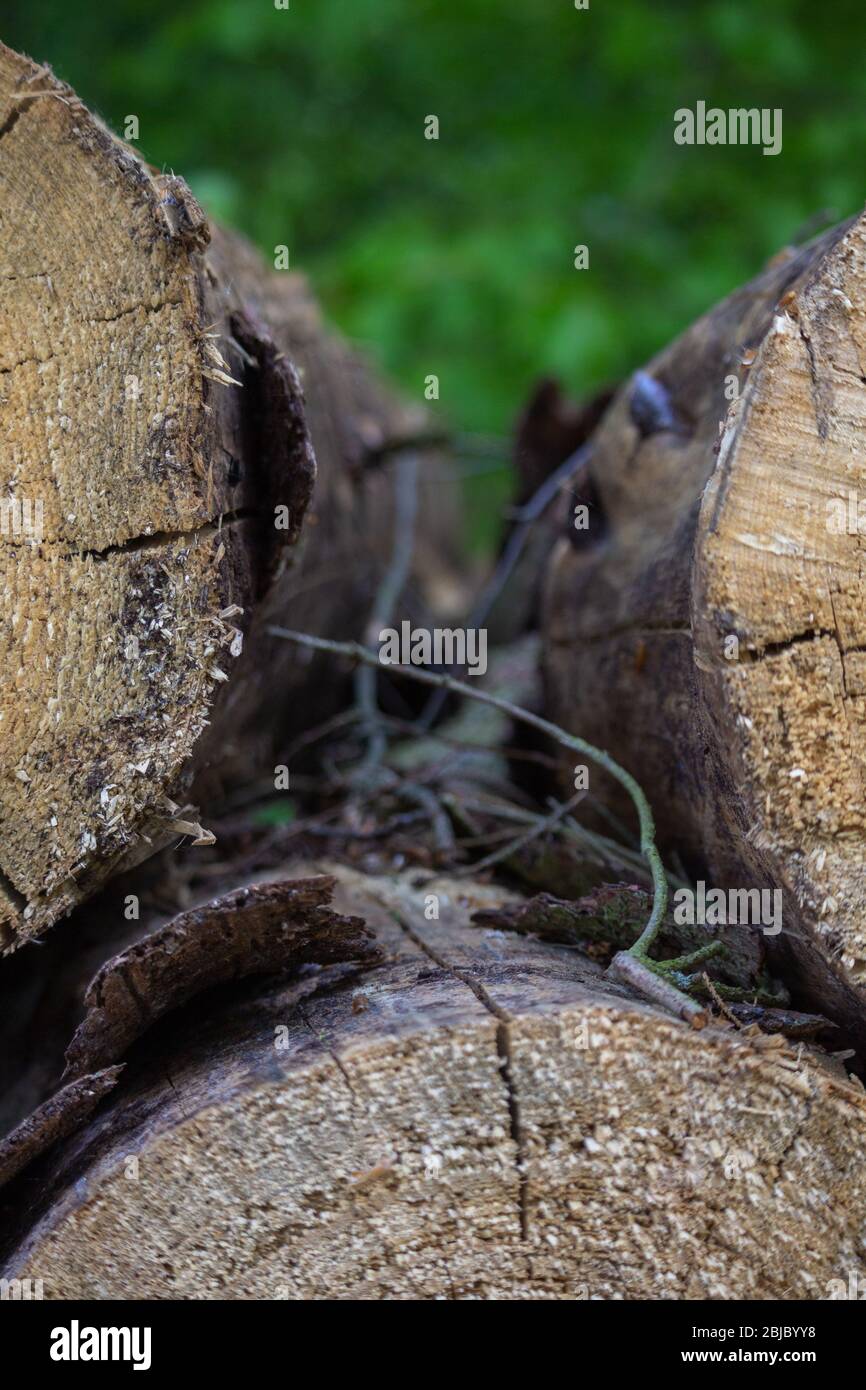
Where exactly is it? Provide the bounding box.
[269,626,671,962]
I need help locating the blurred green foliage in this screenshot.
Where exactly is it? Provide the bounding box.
[6,1,866,471]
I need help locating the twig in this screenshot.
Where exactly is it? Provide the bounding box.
[576,796,641,851]
[609,952,708,1028]
[443,795,681,890]
[417,442,593,729]
[266,627,669,963]
[353,451,419,781]
[560,813,689,890]
[701,972,743,1028]
[454,826,535,849]
[396,782,455,855]
[381,713,562,772]
[282,708,363,765]
[456,791,585,877]
[506,443,594,524]
[454,432,512,457]
[303,811,428,841]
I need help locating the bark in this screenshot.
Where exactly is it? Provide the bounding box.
[0,43,460,948]
[543,212,866,1057]
[484,378,614,645]
[0,863,864,1300]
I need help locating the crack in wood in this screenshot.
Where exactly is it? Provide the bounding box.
[798,312,830,440]
[744,627,866,664]
[73,508,256,563]
[0,94,34,144]
[390,908,531,1244]
[298,1002,359,1106]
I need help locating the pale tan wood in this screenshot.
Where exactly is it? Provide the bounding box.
[2,865,864,1300]
[543,214,866,1053]
[0,43,458,947]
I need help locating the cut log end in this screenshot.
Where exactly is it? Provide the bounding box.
[1,867,865,1300]
[544,209,866,1049]
[697,227,866,976]
[0,45,321,945]
[0,42,460,950]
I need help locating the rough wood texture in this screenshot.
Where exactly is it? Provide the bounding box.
[543,212,866,1054]
[1,865,864,1300]
[0,1067,123,1189]
[0,43,458,948]
[62,876,376,1078]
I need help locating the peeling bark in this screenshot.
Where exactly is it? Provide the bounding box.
[0,1068,124,1189]
[63,876,377,1078]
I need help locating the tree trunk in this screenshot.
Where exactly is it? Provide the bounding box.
[543,212,866,1057]
[0,864,863,1300]
[0,42,458,949]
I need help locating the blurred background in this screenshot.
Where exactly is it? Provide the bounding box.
[4,0,866,545]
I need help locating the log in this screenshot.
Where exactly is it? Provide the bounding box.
[0,43,459,949]
[1,865,865,1300]
[543,212,866,1055]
